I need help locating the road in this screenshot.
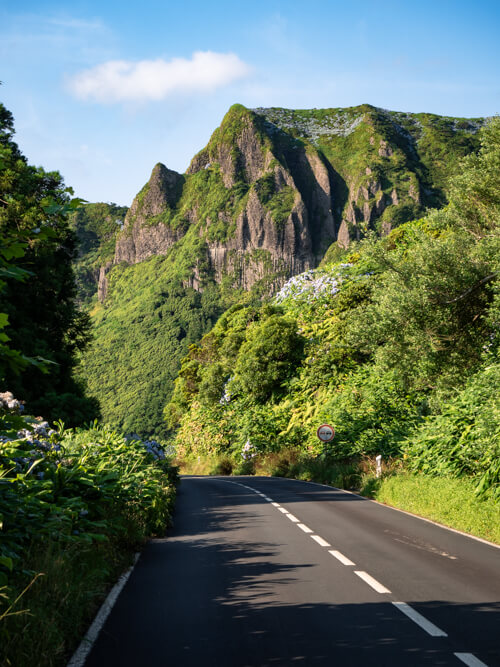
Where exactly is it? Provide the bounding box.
[83,476,500,666]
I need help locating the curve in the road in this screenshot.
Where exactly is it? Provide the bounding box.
[70,475,500,667]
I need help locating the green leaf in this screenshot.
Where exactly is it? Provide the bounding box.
[0,556,13,571]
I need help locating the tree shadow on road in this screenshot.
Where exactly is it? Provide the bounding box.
[85,477,499,667]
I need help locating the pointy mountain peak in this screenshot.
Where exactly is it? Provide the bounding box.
[112,163,186,266]
[187,104,272,186]
[141,162,184,212]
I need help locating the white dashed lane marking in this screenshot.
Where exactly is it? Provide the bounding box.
[392,601,447,637]
[454,653,488,667]
[297,523,313,534]
[354,570,391,594]
[329,550,355,566]
[233,481,487,666]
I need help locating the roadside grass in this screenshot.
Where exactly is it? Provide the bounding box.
[255,450,363,490]
[1,538,137,667]
[177,455,232,476]
[370,472,500,545]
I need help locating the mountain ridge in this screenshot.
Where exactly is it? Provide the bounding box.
[78,103,486,436]
[97,103,484,303]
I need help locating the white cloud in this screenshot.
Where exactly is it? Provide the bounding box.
[67,51,252,104]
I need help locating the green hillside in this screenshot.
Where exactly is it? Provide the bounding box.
[77,104,487,437]
[78,250,239,437]
[167,117,500,503]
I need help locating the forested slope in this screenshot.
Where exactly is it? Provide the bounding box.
[68,202,128,306]
[0,103,98,425]
[167,117,499,501]
[78,104,485,436]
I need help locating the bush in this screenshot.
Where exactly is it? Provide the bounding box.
[0,398,178,666]
[210,456,233,475]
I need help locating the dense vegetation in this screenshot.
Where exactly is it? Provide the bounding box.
[0,395,177,667]
[167,117,499,505]
[78,248,238,436]
[0,102,98,425]
[78,104,485,437]
[68,202,128,305]
[0,102,179,667]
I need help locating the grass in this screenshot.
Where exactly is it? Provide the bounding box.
[1,539,137,667]
[371,472,500,544]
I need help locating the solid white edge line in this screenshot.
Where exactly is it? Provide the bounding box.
[392,601,447,637]
[311,535,331,547]
[454,653,489,667]
[286,513,300,522]
[66,552,141,667]
[297,523,313,533]
[328,550,355,566]
[354,570,391,594]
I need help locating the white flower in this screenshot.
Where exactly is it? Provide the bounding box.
[241,439,257,459]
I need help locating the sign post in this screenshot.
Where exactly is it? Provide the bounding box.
[316,424,335,442]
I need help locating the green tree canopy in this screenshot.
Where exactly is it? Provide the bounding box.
[0,102,99,425]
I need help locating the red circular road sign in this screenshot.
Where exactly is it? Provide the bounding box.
[317,424,335,442]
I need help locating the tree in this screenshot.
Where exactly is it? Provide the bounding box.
[232,314,304,401]
[0,102,99,425]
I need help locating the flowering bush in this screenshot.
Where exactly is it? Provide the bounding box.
[0,392,24,412]
[219,377,233,405]
[241,440,257,460]
[0,394,178,595]
[274,264,354,313]
[125,434,176,460]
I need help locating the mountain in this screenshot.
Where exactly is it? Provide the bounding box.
[166,117,500,501]
[97,103,483,298]
[78,104,485,437]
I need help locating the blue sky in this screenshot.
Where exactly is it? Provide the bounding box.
[1,0,499,205]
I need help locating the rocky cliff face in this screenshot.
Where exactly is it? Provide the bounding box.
[104,105,338,298]
[188,112,337,289]
[100,104,483,300]
[114,163,185,265]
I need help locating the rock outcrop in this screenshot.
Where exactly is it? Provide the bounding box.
[98,104,484,301]
[97,261,112,302]
[114,163,185,265]
[106,106,338,298]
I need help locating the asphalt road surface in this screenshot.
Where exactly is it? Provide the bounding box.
[84,476,500,666]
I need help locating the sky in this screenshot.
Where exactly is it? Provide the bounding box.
[1,0,499,206]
